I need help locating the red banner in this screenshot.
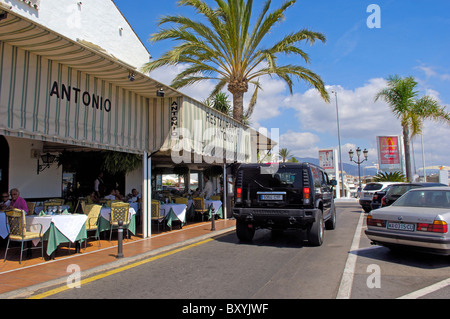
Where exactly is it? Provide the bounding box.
[378,136,400,165]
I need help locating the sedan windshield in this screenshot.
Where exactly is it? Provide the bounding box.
[393,190,450,208]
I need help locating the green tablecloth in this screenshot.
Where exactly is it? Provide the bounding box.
[186,203,223,221]
[98,214,136,235]
[165,208,186,229]
[43,223,87,256]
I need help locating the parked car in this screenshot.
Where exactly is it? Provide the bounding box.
[359,182,397,212]
[365,187,450,256]
[381,182,446,207]
[232,162,337,246]
[370,184,395,210]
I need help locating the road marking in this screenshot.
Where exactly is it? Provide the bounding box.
[28,238,214,299]
[336,212,365,299]
[397,277,450,299]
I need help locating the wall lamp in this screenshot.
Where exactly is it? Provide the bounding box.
[128,72,135,82]
[156,88,165,97]
[37,153,57,174]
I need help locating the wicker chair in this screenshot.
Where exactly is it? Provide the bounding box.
[109,202,130,241]
[26,202,36,215]
[193,197,209,221]
[3,209,43,264]
[83,204,102,249]
[151,200,166,232]
[210,195,221,201]
[174,197,188,205]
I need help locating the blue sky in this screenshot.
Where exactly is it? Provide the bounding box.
[114,0,450,172]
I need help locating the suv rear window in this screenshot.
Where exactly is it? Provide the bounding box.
[241,167,303,189]
[363,183,383,191]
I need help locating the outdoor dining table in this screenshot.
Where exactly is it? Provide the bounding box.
[186,200,223,220]
[26,213,87,258]
[98,206,137,235]
[0,211,8,239]
[160,203,187,229]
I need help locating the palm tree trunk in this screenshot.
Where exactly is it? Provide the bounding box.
[402,125,413,182]
[232,91,244,122]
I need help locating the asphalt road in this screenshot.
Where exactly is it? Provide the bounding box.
[29,201,450,301]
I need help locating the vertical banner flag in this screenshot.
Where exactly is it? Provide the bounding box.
[377,136,403,172]
[319,149,335,172]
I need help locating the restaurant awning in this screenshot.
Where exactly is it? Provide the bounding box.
[0,8,184,154]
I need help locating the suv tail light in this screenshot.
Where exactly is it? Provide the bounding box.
[381,196,387,207]
[236,187,242,203]
[303,187,310,204]
[417,220,448,233]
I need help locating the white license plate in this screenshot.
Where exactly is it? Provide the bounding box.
[260,194,283,201]
[387,222,415,232]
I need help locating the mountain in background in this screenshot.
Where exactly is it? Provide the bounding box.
[292,157,378,177]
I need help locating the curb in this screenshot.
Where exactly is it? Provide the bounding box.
[1,226,236,299]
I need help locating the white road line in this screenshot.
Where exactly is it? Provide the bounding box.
[336,212,365,299]
[397,278,450,299]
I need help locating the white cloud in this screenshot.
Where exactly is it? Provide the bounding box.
[147,64,450,167]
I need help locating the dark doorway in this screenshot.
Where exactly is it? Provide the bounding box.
[0,136,9,193]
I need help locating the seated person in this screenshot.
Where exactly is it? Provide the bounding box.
[87,191,99,204]
[7,188,29,214]
[0,191,10,210]
[127,188,141,203]
[104,188,117,200]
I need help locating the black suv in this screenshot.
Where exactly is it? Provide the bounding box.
[232,162,337,246]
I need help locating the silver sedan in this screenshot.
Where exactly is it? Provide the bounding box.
[365,187,450,256]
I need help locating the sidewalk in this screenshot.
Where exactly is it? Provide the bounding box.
[0,219,236,298]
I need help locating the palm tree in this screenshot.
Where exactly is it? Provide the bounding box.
[205,92,232,116]
[141,0,329,122]
[279,148,292,163]
[373,171,406,182]
[375,75,450,181]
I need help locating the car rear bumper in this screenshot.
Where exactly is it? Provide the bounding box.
[365,229,450,255]
[233,207,320,229]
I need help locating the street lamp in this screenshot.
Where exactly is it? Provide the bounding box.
[331,90,345,198]
[349,147,368,189]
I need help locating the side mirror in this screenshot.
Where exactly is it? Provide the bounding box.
[329,179,337,186]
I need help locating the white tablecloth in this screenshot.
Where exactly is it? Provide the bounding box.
[26,214,87,243]
[0,212,8,239]
[160,203,187,222]
[205,200,222,213]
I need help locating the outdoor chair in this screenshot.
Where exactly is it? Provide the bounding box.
[26,202,36,215]
[83,204,102,250]
[4,209,44,264]
[193,197,209,222]
[109,202,130,241]
[74,198,87,214]
[174,197,188,205]
[210,195,221,201]
[151,200,166,232]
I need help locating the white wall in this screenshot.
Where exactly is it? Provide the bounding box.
[5,137,62,199]
[1,0,151,69]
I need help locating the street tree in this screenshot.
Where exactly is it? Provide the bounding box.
[375,75,450,181]
[141,0,329,122]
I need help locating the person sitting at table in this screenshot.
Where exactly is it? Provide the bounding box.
[7,188,29,214]
[127,188,141,203]
[0,191,10,210]
[114,189,123,201]
[87,191,99,204]
[104,188,117,200]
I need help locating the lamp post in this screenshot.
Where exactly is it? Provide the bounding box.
[331,90,345,198]
[349,147,368,189]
